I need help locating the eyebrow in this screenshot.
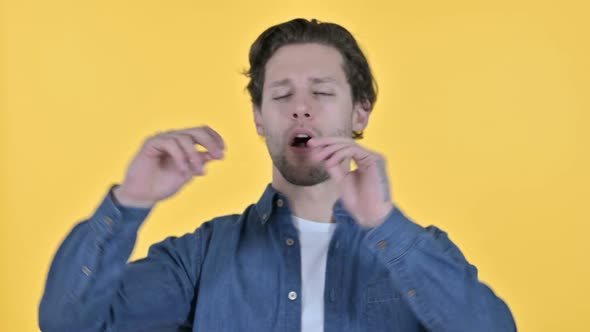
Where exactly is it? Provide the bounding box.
[310,77,337,84]
[268,76,338,88]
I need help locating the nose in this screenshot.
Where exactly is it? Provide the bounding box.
[291,99,312,120]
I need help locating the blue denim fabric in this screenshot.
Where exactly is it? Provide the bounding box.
[39,184,516,331]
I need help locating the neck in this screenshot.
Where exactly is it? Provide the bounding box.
[271,166,344,223]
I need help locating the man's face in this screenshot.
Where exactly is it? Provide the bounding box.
[254,43,368,186]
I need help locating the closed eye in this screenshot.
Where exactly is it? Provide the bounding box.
[273,94,292,100]
[313,92,334,96]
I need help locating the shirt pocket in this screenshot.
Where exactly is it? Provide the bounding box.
[366,279,401,303]
[364,279,421,332]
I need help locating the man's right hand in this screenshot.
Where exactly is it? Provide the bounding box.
[113,126,225,208]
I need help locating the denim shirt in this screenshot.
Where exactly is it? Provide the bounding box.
[39,184,516,332]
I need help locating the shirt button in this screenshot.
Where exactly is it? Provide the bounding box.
[377,240,388,249]
[407,289,417,297]
[286,238,295,246]
[288,291,298,301]
[277,199,284,207]
[330,288,336,302]
[104,216,114,226]
[82,266,92,276]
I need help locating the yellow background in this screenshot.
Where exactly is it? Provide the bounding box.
[1,0,588,331]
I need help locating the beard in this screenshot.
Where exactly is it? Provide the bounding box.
[272,152,330,186]
[266,127,350,187]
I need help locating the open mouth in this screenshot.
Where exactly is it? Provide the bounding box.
[291,134,312,148]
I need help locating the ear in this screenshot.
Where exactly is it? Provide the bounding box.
[352,100,370,133]
[253,106,265,136]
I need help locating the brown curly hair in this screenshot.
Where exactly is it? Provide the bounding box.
[244,18,378,139]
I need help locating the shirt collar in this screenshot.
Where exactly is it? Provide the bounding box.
[254,183,355,225]
[254,184,280,224]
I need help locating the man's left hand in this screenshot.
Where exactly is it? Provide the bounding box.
[308,137,394,228]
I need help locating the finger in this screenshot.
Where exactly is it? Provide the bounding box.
[173,127,223,158]
[178,126,225,157]
[307,136,353,148]
[202,126,226,150]
[324,145,371,168]
[198,151,216,163]
[311,143,351,162]
[173,133,223,175]
[149,136,190,173]
[172,134,205,175]
[325,162,346,183]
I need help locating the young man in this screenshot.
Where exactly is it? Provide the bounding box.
[39,18,516,331]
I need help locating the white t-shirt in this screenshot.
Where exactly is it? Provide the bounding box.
[291,216,338,332]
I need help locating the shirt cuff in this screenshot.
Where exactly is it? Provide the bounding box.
[88,185,153,236]
[364,207,424,263]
